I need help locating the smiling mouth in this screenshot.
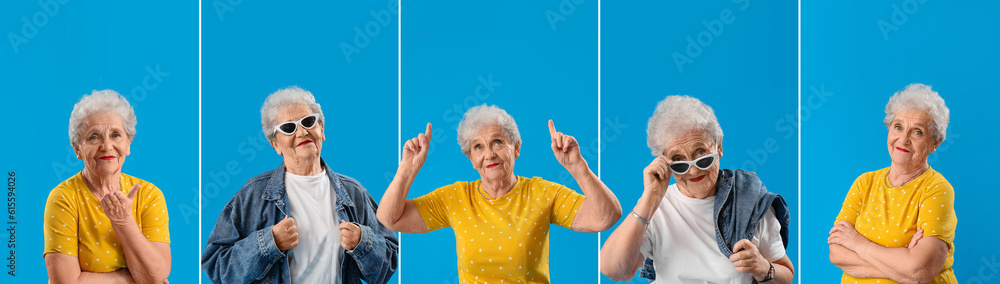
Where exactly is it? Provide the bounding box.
[689,175,706,182]
[895,147,910,153]
[486,163,500,169]
[297,140,313,147]
[99,156,115,160]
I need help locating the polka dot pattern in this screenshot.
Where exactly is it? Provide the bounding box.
[835,167,957,283]
[413,176,584,283]
[43,172,171,272]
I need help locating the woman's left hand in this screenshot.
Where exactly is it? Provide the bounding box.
[828,220,867,250]
[339,220,361,250]
[549,120,585,170]
[729,239,771,281]
[101,184,140,226]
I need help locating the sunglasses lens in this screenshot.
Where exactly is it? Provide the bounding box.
[278,123,297,134]
[669,163,690,174]
[301,115,317,128]
[695,155,715,169]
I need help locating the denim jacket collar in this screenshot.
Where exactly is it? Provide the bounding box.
[261,159,356,209]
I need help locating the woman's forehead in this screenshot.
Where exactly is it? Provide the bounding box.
[663,132,714,155]
[83,112,125,130]
[893,109,932,126]
[471,124,506,139]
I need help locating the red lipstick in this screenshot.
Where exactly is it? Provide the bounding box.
[895,147,910,153]
[689,175,706,182]
[99,156,115,160]
[297,140,312,147]
[486,163,499,169]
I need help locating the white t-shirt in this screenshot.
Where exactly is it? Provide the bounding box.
[640,184,784,284]
[285,170,340,283]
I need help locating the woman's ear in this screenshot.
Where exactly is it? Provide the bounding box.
[71,142,82,160]
[717,139,724,159]
[514,141,521,158]
[268,136,283,155]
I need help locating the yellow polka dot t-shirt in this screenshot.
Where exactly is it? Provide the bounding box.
[836,167,956,283]
[43,172,170,272]
[414,176,585,284]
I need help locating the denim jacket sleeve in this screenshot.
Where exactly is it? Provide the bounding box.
[343,180,399,284]
[202,203,285,283]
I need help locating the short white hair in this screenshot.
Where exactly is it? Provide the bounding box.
[260,86,324,140]
[68,90,137,145]
[883,83,949,141]
[646,95,723,156]
[457,104,520,156]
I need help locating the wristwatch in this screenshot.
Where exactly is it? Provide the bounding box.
[759,262,775,283]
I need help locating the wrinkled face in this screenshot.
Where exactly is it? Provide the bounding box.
[269,104,325,161]
[887,109,940,168]
[73,111,132,176]
[662,129,722,196]
[467,124,520,184]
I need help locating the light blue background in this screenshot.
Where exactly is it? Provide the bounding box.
[400,1,599,283]
[0,1,198,282]
[199,0,399,283]
[601,1,798,283]
[802,0,1000,283]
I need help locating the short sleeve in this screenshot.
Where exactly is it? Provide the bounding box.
[43,187,78,257]
[639,215,659,260]
[413,182,464,231]
[535,178,584,229]
[836,173,870,224]
[755,208,785,262]
[916,181,956,247]
[137,183,170,243]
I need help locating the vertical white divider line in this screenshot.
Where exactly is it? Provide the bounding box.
[596,0,602,283]
[397,1,403,283]
[796,0,802,282]
[198,1,203,283]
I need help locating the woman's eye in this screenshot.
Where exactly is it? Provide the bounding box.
[474,145,482,150]
[894,125,902,130]
[88,136,98,141]
[671,156,682,161]
[113,133,121,138]
[493,140,502,146]
[915,130,923,136]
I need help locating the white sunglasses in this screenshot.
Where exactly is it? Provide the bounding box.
[668,153,719,175]
[273,113,320,135]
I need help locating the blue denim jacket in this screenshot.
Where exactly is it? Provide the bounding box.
[202,160,399,284]
[640,169,789,281]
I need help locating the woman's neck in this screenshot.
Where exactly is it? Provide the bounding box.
[481,174,518,198]
[677,184,716,199]
[285,157,322,176]
[81,168,121,197]
[888,162,929,187]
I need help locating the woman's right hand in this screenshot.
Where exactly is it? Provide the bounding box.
[643,155,671,197]
[399,123,432,178]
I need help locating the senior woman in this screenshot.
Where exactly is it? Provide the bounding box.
[600,95,794,283]
[44,90,171,283]
[828,83,957,284]
[377,104,622,283]
[202,87,398,283]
